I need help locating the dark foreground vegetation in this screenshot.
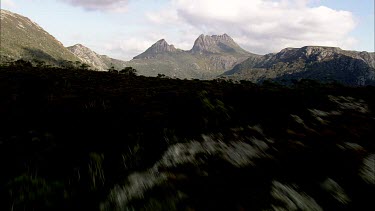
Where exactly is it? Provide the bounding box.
[0,64,374,211]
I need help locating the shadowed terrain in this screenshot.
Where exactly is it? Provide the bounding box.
[0,64,374,210]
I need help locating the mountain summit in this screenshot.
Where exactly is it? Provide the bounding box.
[134,39,179,59]
[190,34,248,54]
[0,9,79,65]
[127,34,257,78]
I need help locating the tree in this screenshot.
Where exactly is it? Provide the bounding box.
[60,60,75,69]
[80,63,90,70]
[108,66,118,74]
[157,73,166,78]
[13,59,33,67]
[119,67,137,76]
[32,59,46,68]
[74,61,82,68]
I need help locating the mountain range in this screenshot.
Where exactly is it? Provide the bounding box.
[126,34,255,78]
[223,46,375,86]
[1,9,374,85]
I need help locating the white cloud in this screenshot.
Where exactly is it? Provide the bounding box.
[147,0,357,54]
[1,0,17,8]
[58,0,129,12]
[101,29,203,60]
[103,34,163,60]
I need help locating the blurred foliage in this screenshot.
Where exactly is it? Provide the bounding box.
[0,64,374,210]
[88,153,105,191]
[7,174,66,210]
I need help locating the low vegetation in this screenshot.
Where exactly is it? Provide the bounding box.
[0,63,374,210]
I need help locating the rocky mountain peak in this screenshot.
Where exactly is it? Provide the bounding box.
[152,39,177,52]
[212,33,235,42]
[68,44,96,56]
[67,44,109,70]
[156,39,167,44]
[190,34,246,54]
[133,39,178,59]
[193,34,217,51]
[69,44,91,52]
[72,43,85,48]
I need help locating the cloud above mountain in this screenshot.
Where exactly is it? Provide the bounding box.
[54,0,361,60]
[147,0,357,54]
[59,0,128,11]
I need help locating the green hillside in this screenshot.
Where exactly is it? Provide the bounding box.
[0,9,79,65]
[127,35,257,79]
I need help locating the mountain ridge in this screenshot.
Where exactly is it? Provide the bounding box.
[133,39,181,59]
[223,46,375,86]
[126,33,256,78]
[190,33,250,55]
[2,9,375,85]
[67,44,126,71]
[0,9,79,65]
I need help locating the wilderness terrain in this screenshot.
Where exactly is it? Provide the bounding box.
[2,9,374,85]
[0,65,374,210]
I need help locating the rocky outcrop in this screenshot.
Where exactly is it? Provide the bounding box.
[223,46,375,86]
[67,44,126,71]
[128,34,257,78]
[190,34,244,54]
[67,44,109,70]
[133,39,179,59]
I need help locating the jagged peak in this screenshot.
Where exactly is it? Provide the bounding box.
[133,39,178,59]
[67,44,102,58]
[156,39,167,44]
[191,33,245,54]
[68,44,95,53]
[151,39,176,52]
[212,34,234,42]
[196,33,232,40]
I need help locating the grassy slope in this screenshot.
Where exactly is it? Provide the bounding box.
[127,51,252,79]
[0,10,79,65]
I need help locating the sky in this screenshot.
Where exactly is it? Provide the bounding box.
[1,0,374,60]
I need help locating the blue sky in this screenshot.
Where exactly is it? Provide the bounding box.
[310,0,374,52]
[1,0,374,60]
